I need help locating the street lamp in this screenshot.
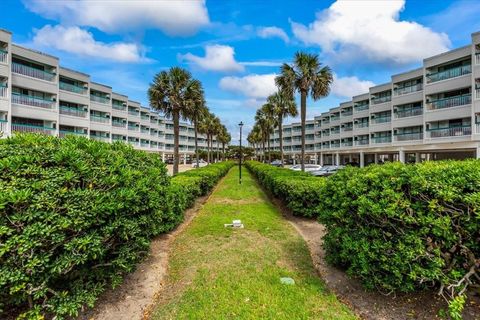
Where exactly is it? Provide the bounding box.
[239,121,244,184]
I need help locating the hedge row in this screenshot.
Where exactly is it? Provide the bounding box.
[245,160,479,316]
[0,134,233,319]
[245,161,326,217]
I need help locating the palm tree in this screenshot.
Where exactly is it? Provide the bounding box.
[218,125,231,161]
[248,126,262,161]
[276,52,333,171]
[185,95,208,169]
[149,67,203,175]
[199,113,221,164]
[255,105,276,163]
[265,91,297,167]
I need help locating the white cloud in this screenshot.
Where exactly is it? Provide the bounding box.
[240,61,283,67]
[331,74,375,98]
[257,26,289,43]
[291,0,450,64]
[219,74,277,99]
[179,45,244,72]
[24,0,209,36]
[32,25,147,63]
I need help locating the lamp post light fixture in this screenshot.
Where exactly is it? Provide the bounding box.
[239,121,244,184]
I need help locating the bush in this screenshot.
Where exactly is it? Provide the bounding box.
[245,161,325,217]
[0,134,232,319]
[246,160,480,314]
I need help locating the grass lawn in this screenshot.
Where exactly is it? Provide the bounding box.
[152,166,356,320]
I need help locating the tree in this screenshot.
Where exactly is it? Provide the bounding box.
[255,105,276,163]
[184,94,208,169]
[149,67,203,175]
[276,52,333,171]
[199,113,221,164]
[218,125,231,161]
[264,91,297,166]
[248,125,262,162]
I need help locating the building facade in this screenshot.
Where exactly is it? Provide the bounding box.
[264,31,480,167]
[0,29,221,163]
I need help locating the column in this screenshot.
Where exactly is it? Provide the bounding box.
[162,152,165,162]
[335,153,340,166]
[293,156,296,165]
[415,152,421,163]
[399,150,405,163]
[348,154,352,162]
[476,146,480,159]
[360,151,364,168]
[320,152,324,166]
[374,153,378,164]
[183,153,187,165]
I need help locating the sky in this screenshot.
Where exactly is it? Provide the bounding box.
[2,0,480,143]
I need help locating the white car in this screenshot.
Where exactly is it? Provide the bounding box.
[191,159,208,168]
[289,164,322,172]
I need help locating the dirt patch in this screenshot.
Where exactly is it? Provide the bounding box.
[277,202,480,320]
[77,186,219,320]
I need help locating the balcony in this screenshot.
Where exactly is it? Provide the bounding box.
[59,130,87,138]
[394,83,423,96]
[427,65,471,83]
[476,88,480,100]
[128,110,140,116]
[60,105,87,117]
[354,103,369,112]
[426,125,471,138]
[342,141,353,147]
[426,94,471,110]
[90,95,110,104]
[331,142,340,149]
[476,53,480,65]
[112,120,126,128]
[12,123,55,135]
[141,142,150,147]
[322,144,330,149]
[394,132,423,141]
[0,119,7,133]
[141,114,150,121]
[128,124,139,131]
[371,116,391,124]
[90,115,110,123]
[371,136,392,144]
[355,122,369,129]
[0,49,7,63]
[91,136,110,142]
[59,82,87,95]
[0,84,6,98]
[12,62,55,81]
[12,92,55,109]
[355,139,369,146]
[141,128,150,134]
[395,108,423,118]
[342,126,353,132]
[371,95,391,105]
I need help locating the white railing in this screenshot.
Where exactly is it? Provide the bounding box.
[394,83,423,96]
[12,93,55,109]
[476,53,480,65]
[476,88,480,100]
[395,108,423,118]
[0,49,7,63]
[60,106,87,117]
[91,115,110,123]
[427,126,471,138]
[394,132,423,141]
[476,123,480,134]
[12,123,55,135]
[355,140,369,146]
[12,62,55,81]
[426,94,471,110]
[0,86,7,98]
[90,95,110,104]
[0,120,7,133]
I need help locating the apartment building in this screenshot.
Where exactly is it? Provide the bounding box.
[264,30,480,167]
[0,29,220,163]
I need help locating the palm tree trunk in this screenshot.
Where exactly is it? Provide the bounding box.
[222,142,225,161]
[300,91,306,172]
[210,135,213,163]
[173,108,180,175]
[262,139,266,163]
[216,139,219,162]
[207,134,210,163]
[279,114,284,167]
[267,135,271,163]
[194,118,199,168]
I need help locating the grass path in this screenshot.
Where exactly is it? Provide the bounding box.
[151,167,356,320]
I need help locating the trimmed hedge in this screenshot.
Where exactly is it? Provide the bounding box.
[246,160,480,316]
[245,161,325,217]
[0,134,232,319]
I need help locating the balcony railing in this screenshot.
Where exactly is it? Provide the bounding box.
[90,95,110,104]
[0,49,7,63]
[12,92,55,109]
[141,128,150,134]
[477,123,480,134]
[0,119,7,133]
[322,144,330,149]
[60,105,87,117]
[476,88,480,100]
[91,135,110,142]
[342,127,353,132]
[112,121,126,128]
[394,83,423,96]
[331,143,340,148]
[141,142,150,147]
[12,62,55,81]
[394,132,423,141]
[371,95,391,105]
[355,139,369,146]
[128,125,139,131]
[427,65,471,83]
[395,108,423,118]
[371,116,391,124]
[330,129,340,135]
[90,115,110,123]
[427,126,471,138]
[59,82,87,94]
[141,115,150,120]
[355,122,369,129]
[342,141,353,147]
[354,104,369,112]
[371,136,392,144]
[426,94,471,110]
[0,84,7,98]
[476,53,480,65]
[59,130,87,138]
[128,140,140,146]
[341,110,353,117]
[12,123,55,135]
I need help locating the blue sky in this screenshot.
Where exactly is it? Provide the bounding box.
[3,0,480,141]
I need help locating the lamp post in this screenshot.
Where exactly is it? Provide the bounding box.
[239,121,243,184]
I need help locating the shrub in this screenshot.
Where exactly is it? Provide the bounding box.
[245,161,325,217]
[246,160,480,315]
[0,134,232,319]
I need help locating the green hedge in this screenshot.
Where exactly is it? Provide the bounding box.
[245,161,325,217]
[0,134,232,319]
[246,160,480,316]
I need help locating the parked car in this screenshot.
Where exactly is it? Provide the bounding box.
[270,160,283,167]
[290,164,322,172]
[310,165,345,177]
[192,159,208,168]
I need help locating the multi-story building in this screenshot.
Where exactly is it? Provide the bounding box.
[263,30,480,167]
[0,29,221,163]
